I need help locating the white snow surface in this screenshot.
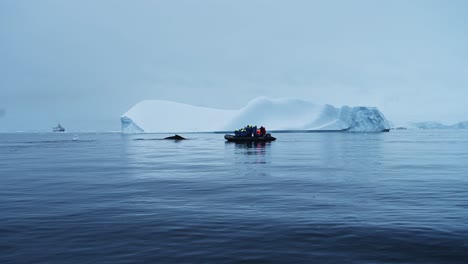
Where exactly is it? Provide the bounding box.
[121,97,390,133]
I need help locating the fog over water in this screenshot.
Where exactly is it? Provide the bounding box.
[1,0,467,132]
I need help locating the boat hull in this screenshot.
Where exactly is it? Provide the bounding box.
[224,134,276,143]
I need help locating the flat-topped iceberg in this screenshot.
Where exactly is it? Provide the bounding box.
[410,121,468,129]
[121,97,390,133]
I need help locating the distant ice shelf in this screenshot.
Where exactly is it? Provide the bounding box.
[121,97,390,134]
[409,121,468,129]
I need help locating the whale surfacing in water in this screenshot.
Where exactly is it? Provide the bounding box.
[164,134,186,140]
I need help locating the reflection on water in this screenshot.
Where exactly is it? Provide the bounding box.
[1,131,468,263]
[231,141,268,149]
[226,141,271,165]
[230,141,268,153]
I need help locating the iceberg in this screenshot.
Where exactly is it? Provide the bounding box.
[410,121,447,129]
[410,121,468,129]
[450,121,468,129]
[121,97,390,134]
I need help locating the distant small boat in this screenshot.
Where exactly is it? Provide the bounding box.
[53,123,65,132]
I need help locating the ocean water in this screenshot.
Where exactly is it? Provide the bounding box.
[0,131,467,263]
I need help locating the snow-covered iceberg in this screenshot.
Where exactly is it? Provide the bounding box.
[410,121,468,129]
[121,97,390,133]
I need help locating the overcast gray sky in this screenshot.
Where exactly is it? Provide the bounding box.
[1,0,467,131]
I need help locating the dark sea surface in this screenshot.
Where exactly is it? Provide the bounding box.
[1,131,467,264]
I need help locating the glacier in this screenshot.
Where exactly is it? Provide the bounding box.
[121,97,390,134]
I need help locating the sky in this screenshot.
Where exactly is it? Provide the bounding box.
[1,0,467,131]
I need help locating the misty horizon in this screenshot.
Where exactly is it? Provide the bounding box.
[1,0,467,132]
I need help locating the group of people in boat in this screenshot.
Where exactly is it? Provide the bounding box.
[234,125,267,137]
